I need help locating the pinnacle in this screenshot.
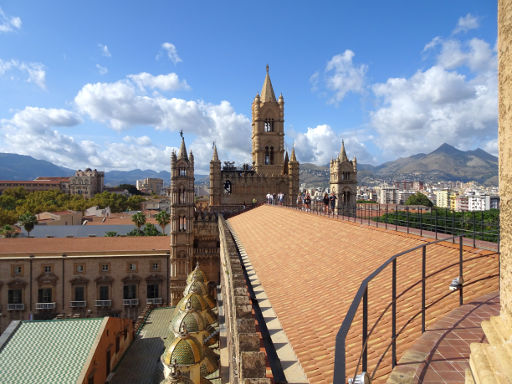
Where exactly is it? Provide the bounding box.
[260,65,277,103]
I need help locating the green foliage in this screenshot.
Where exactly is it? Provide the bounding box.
[127,195,145,211]
[126,223,163,237]
[0,224,18,238]
[19,213,37,237]
[104,231,119,237]
[373,208,499,242]
[405,192,433,207]
[0,208,18,226]
[357,200,377,204]
[155,210,170,233]
[119,184,142,195]
[131,212,146,229]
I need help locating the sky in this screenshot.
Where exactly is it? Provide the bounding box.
[0,1,498,174]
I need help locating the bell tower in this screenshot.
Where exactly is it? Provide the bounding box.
[330,140,357,216]
[252,65,285,176]
[170,132,195,305]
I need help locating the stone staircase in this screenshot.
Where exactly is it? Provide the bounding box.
[466,315,512,383]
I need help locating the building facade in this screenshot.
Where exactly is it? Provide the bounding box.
[136,177,164,195]
[209,66,299,207]
[69,168,104,198]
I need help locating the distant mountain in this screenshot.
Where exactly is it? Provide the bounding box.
[0,153,74,180]
[0,144,498,188]
[299,143,498,186]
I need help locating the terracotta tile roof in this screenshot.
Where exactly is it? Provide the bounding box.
[228,206,499,383]
[85,211,158,226]
[0,236,170,256]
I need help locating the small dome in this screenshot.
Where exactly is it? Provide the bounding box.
[177,293,208,313]
[170,306,207,335]
[183,280,208,297]
[200,346,219,376]
[162,332,204,366]
[202,294,216,310]
[161,360,195,384]
[186,263,208,285]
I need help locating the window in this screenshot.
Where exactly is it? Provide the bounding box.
[74,286,85,301]
[265,146,270,165]
[75,264,85,273]
[8,289,22,304]
[88,375,94,384]
[179,168,187,176]
[43,265,52,273]
[123,284,137,300]
[179,217,187,231]
[101,264,109,272]
[264,118,274,132]
[38,288,52,303]
[11,265,23,277]
[99,285,109,300]
[147,284,159,299]
[151,263,159,272]
[128,263,137,272]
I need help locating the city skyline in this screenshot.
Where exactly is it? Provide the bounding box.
[0,1,497,173]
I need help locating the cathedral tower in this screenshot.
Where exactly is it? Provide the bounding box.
[170,134,195,305]
[330,140,357,215]
[252,65,285,176]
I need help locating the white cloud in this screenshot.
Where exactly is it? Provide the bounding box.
[312,50,367,104]
[158,42,182,64]
[371,41,497,158]
[294,124,373,165]
[0,7,21,33]
[96,64,108,75]
[0,59,46,89]
[454,13,479,34]
[127,72,189,91]
[98,44,111,58]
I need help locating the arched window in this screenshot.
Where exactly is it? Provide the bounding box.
[265,146,270,165]
[270,146,274,165]
[179,168,187,176]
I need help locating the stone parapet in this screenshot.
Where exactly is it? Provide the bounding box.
[218,215,271,384]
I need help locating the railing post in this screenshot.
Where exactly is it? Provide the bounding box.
[420,207,423,237]
[407,207,410,234]
[435,209,438,240]
[392,258,397,367]
[395,205,398,231]
[459,235,464,306]
[473,211,476,248]
[362,287,368,373]
[422,245,426,333]
[386,204,388,230]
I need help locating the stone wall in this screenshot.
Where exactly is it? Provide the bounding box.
[499,0,512,317]
[218,215,271,384]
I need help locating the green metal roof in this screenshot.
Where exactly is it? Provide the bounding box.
[0,318,105,384]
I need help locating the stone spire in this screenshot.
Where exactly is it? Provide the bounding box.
[339,140,348,162]
[212,143,219,162]
[260,65,277,103]
[290,146,297,162]
[178,131,188,161]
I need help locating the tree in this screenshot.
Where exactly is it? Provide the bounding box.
[131,212,146,232]
[19,213,37,237]
[155,211,170,234]
[104,231,118,237]
[0,208,18,226]
[143,223,162,236]
[405,192,433,207]
[0,224,17,238]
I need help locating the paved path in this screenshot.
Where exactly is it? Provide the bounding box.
[111,307,174,384]
[388,292,499,384]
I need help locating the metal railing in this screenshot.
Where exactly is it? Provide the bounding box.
[146,297,163,305]
[70,300,87,308]
[95,299,112,307]
[36,302,56,310]
[7,303,24,311]
[331,234,498,383]
[123,298,139,306]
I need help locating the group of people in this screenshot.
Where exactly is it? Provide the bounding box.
[266,192,285,205]
[296,191,337,213]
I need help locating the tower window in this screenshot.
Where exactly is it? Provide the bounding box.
[265,146,274,165]
[179,168,187,176]
[264,119,274,132]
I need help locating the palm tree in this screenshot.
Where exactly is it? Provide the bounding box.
[131,212,146,233]
[19,213,37,238]
[155,211,170,234]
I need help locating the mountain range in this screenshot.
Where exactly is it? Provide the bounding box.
[0,143,498,187]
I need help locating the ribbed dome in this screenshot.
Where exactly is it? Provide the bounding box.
[200,346,219,376]
[162,332,204,366]
[186,264,208,285]
[161,360,195,384]
[170,306,207,335]
[183,280,208,297]
[177,293,208,313]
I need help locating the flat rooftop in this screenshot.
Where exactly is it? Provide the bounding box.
[228,205,499,383]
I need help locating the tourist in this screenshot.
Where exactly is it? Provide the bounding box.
[330,192,337,213]
[252,197,257,207]
[323,193,329,214]
[304,192,311,212]
[296,193,302,210]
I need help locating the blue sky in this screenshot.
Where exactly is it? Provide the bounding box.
[0,1,498,173]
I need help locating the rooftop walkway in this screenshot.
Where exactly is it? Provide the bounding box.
[228,205,499,384]
[388,291,499,384]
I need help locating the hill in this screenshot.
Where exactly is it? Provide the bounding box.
[0,153,74,180]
